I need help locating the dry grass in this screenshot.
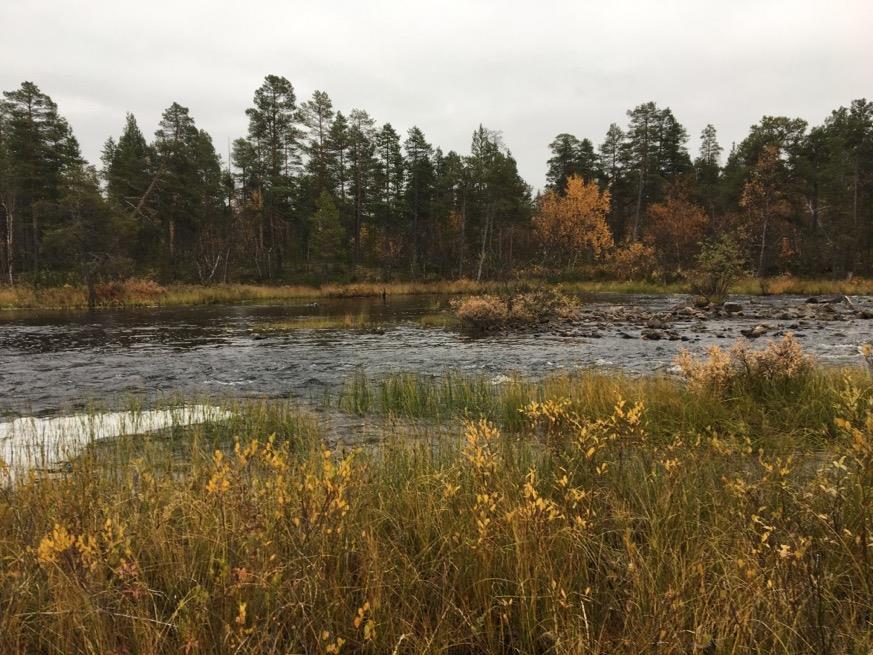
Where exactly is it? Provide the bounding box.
[253,313,379,331]
[1,367,872,653]
[0,279,489,311]
[732,275,873,296]
[2,275,872,311]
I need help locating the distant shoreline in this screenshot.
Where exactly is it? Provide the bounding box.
[2,277,872,312]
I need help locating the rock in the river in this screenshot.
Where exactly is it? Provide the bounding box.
[810,295,852,305]
[692,295,710,309]
[859,309,873,320]
[723,301,743,314]
[740,324,770,338]
[641,329,663,340]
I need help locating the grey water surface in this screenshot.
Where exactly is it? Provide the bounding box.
[1,293,870,417]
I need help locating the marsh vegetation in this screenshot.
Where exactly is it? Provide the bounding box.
[1,336,872,653]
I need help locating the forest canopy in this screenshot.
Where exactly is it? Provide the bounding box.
[1,78,871,286]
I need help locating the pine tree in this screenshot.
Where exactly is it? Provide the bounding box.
[624,102,690,241]
[153,102,223,278]
[238,75,300,276]
[0,103,14,283]
[0,81,81,277]
[103,113,152,209]
[327,112,350,204]
[598,123,625,189]
[625,102,660,241]
[466,126,531,280]
[347,109,377,264]
[695,124,722,221]
[374,123,404,233]
[598,123,627,239]
[102,113,155,269]
[301,90,335,196]
[42,165,134,305]
[546,134,600,193]
[404,126,434,273]
[546,133,580,193]
[307,191,345,269]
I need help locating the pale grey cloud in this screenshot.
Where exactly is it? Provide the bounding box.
[2,0,871,188]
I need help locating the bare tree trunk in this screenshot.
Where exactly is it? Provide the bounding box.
[130,168,162,219]
[85,270,97,310]
[476,211,491,283]
[851,162,859,276]
[31,208,39,278]
[1,196,13,285]
[168,220,175,272]
[222,246,231,283]
[258,210,266,279]
[633,166,644,242]
[355,167,362,265]
[273,213,283,275]
[757,214,769,278]
[457,188,466,279]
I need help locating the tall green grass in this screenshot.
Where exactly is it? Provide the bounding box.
[336,368,871,450]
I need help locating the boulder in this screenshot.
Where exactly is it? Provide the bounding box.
[740,324,770,339]
[723,301,743,314]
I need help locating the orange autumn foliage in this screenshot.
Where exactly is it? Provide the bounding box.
[646,188,708,273]
[533,175,613,269]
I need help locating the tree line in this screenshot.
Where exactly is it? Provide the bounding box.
[543,100,873,279]
[0,77,871,289]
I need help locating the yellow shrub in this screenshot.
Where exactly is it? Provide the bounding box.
[676,334,813,393]
[452,289,579,332]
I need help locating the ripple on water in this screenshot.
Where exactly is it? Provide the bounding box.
[1,294,871,416]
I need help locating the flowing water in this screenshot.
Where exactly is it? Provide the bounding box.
[1,293,871,418]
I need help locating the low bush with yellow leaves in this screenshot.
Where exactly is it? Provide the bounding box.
[675,333,814,393]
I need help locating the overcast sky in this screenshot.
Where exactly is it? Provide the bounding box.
[2,0,871,189]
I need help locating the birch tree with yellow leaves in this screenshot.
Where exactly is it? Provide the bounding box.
[533,175,613,271]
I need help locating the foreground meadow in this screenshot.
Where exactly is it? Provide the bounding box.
[1,342,872,653]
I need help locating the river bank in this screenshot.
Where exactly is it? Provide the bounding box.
[2,276,873,311]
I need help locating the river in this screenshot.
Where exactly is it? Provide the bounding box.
[1,293,870,417]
